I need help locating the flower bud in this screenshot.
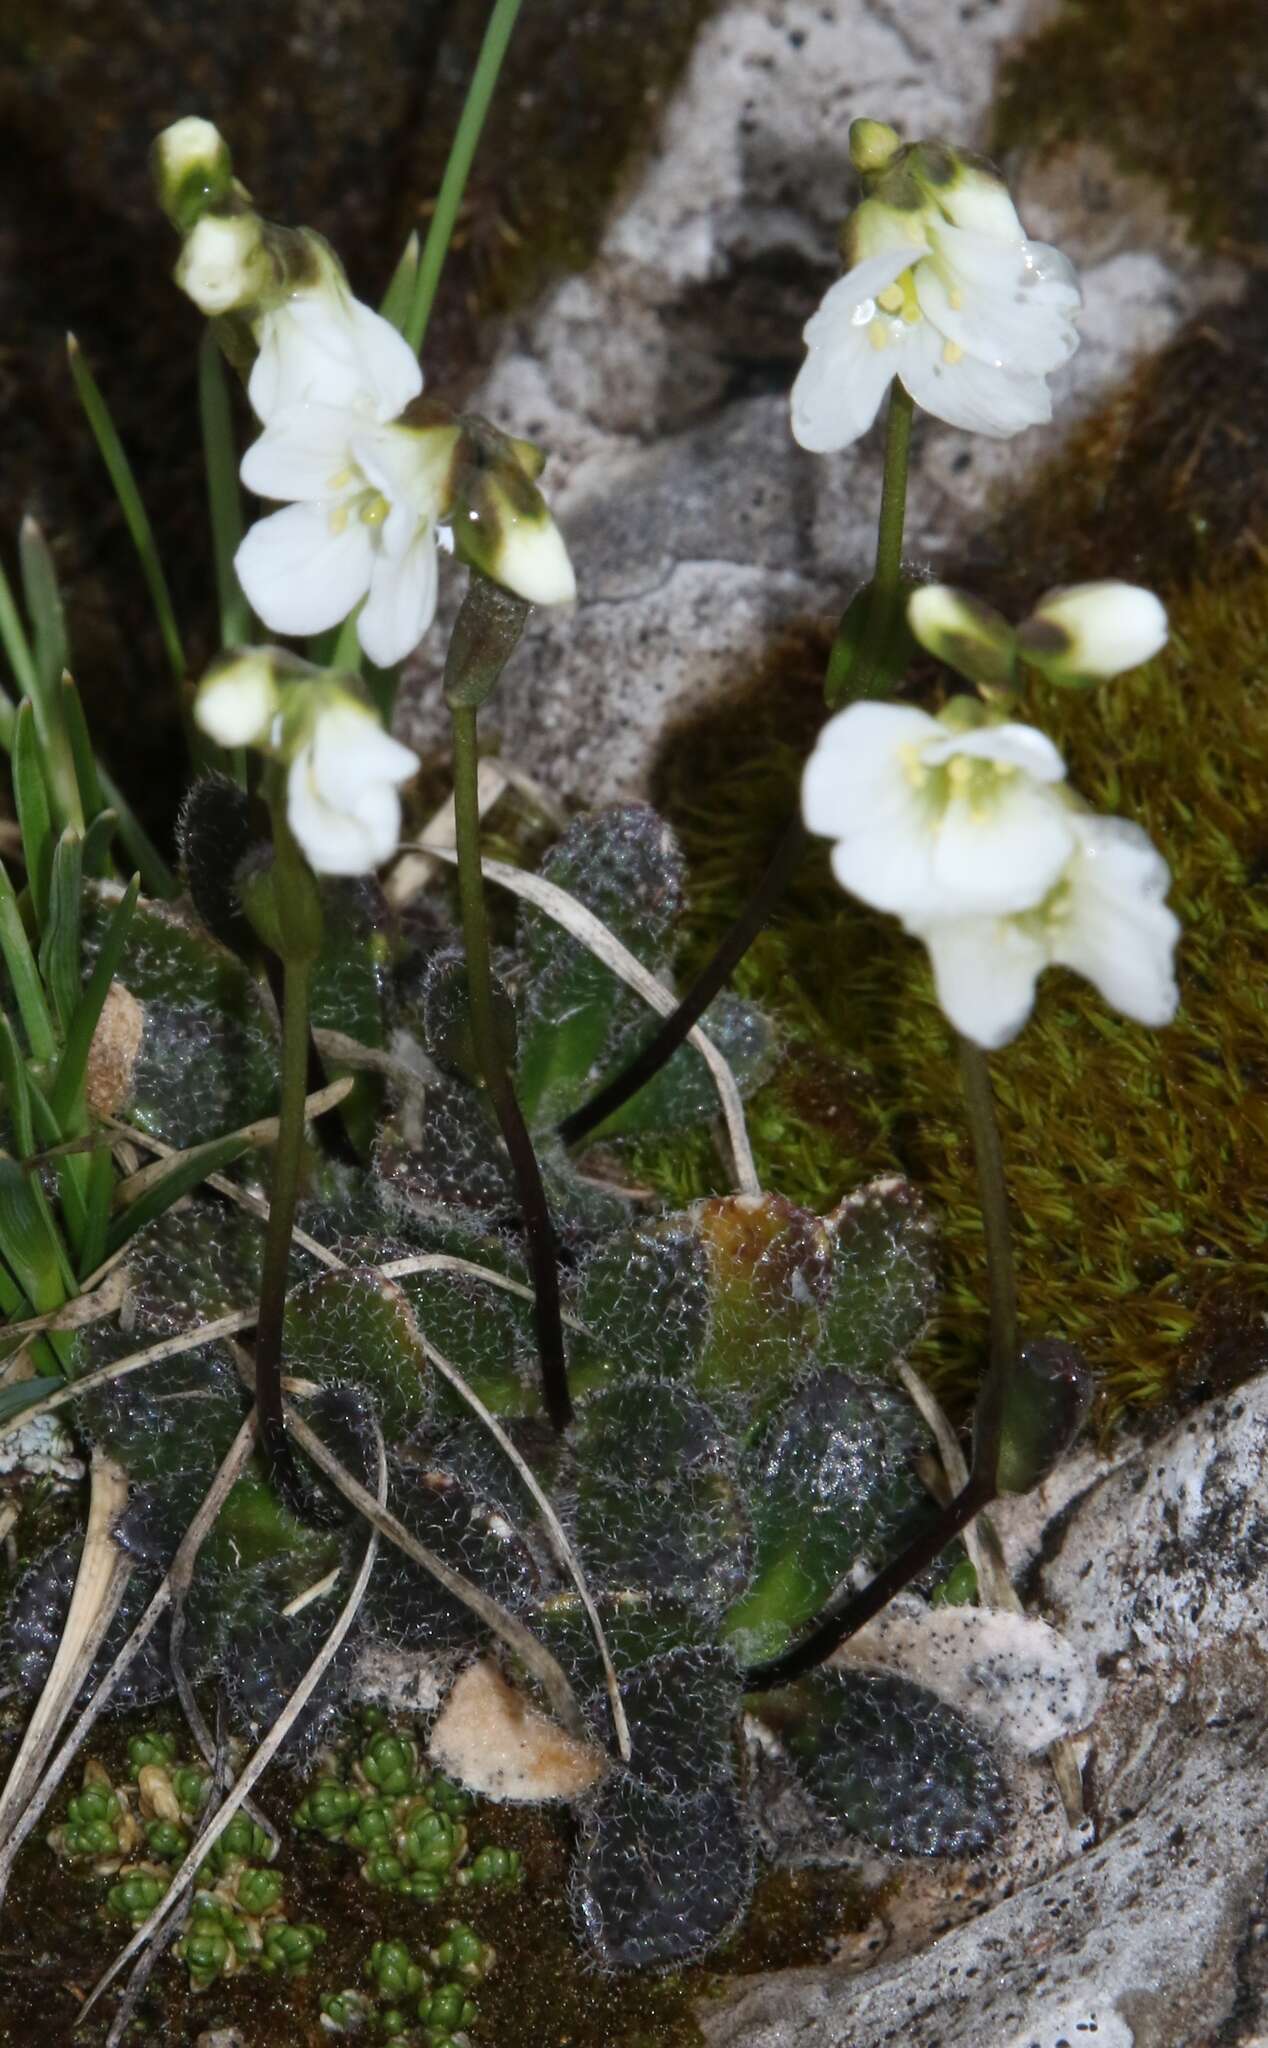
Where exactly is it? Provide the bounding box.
[450,419,576,607]
[849,118,903,176]
[1016,581,1168,686]
[194,649,281,748]
[907,584,1018,692]
[152,116,235,233]
[176,209,272,316]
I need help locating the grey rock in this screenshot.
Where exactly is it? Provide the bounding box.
[699,1377,1268,2048]
[400,0,1240,806]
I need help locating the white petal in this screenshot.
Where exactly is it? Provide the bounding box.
[358,531,440,668]
[936,167,1024,243]
[929,225,1081,309]
[176,213,262,315]
[287,746,382,875]
[494,514,577,606]
[915,250,1079,376]
[922,720,1067,783]
[194,657,277,747]
[900,322,1053,437]
[240,404,361,503]
[310,703,418,810]
[234,503,374,636]
[931,780,1075,916]
[1023,582,1168,678]
[248,290,421,423]
[801,703,940,840]
[347,299,425,417]
[829,824,939,916]
[791,246,922,453]
[919,914,1048,1048]
[1051,814,1179,1025]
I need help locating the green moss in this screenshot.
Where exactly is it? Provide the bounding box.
[634,552,1268,1428]
[992,0,1267,250]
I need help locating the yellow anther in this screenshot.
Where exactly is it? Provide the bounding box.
[359,492,390,528]
[326,466,356,492]
[877,282,905,314]
[868,318,891,351]
[947,287,964,312]
[942,339,964,365]
[947,756,973,790]
[898,742,928,788]
[327,504,350,536]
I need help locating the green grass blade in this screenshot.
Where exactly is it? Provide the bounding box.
[0,1376,65,1425]
[104,1124,252,1256]
[39,828,84,1035]
[66,334,186,686]
[78,1143,114,1279]
[0,858,56,1061]
[81,806,119,878]
[50,873,139,1127]
[19,516,69,699]
[60,675,106,823]
[379,229,420,332]
[0,1011,36,1158]
[12,702,54,930]
[198,328,251,650]
[96,767,176,899]
[404,0,525,354]
[0,1155,70,1315]
[0,554,39,734]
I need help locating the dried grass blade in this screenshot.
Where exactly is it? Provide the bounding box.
[411,1321,630,1760]
[0,1452,131,1852]
[418,845,760,1194]
[284,1400,588,1742]
[78,1422,387,2028]
[104,1116,343,1271]
[0,1308,258,1444]
[0,1418,258,1907]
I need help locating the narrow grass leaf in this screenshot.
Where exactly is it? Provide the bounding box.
[96,769,176,899]
[59,676,106,829]
[379,229,420,332]
[39,829,83,1035]
[103,1124,253,1256]
[0,1376,64,1426]
[81,807,119,880]
[66,336,186,685]
[0,859,56,1062]
[12,703,54,929]
[18,517,68,700]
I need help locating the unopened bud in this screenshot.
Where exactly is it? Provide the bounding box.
[908,583,1018,692]
[849,119,903,176]
[152,116,235,233]
[194,648,281,748]
[176,209,271,316]
[1017,581,1168,687]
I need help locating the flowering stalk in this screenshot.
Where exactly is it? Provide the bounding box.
[243,802,324,1490]
[445,578,571,1432]
[561,379,916,1150]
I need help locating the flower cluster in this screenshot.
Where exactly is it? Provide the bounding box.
[157,117,578,877]
[802,584,1180,1046]
[196,650,418,876]
[791,119,1081,450]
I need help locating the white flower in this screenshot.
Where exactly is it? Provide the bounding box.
[235,405,461,667]
[791,138,1081,451]
[154,116,228,191]
[286,699,419,875]
[194,651,279,747]
[914,811,1180,1047]
[1017,582,1168,683]
[247,270,423,425]
[801,701,1075,921]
